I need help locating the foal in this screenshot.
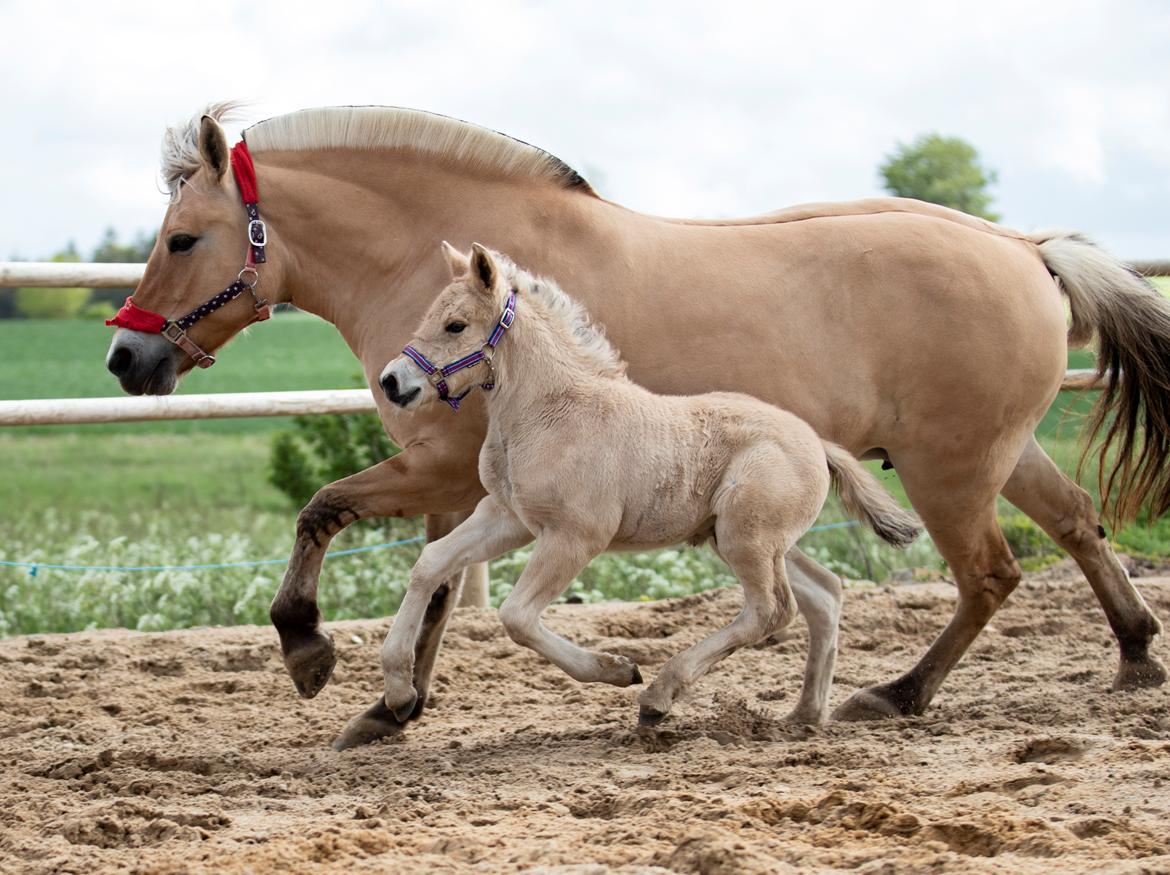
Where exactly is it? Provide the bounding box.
[376,243,920,728]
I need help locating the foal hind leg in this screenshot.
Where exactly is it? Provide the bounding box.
[834,461,1020,721]
[639,540,797,726]
[1001,437,1164,689]
[783,547,843,725]
[498,534,643,687]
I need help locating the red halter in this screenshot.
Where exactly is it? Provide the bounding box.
[106,140,271,368]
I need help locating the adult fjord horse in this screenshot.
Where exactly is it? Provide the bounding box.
[106,104,1168,750]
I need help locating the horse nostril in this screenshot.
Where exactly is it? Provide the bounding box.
[107,346,135,378]
[380,373,399,402]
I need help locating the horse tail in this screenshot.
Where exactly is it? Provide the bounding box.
[1029,229,1170,525]
[823,443,921,548]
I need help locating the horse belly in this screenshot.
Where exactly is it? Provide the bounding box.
[602,213,1067,456]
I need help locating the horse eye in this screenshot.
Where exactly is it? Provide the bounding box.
[168,234,199,254]
[446,321,467,334]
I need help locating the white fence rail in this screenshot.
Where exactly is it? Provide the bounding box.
[0,390,378,426]
[1,262,145,288]
[0,256,1159,426]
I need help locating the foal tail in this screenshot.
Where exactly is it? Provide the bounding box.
[1029,230,1170,525]
[823,443,921,548]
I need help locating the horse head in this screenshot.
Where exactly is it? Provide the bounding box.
[106,105,278,394]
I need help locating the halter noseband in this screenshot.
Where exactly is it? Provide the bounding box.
[402,291,517,411]
[105,140,271,368]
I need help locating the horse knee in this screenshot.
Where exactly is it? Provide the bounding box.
[296,486,360,548]
[961,557,1022,617]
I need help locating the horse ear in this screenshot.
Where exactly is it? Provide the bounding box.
[440,241,470,279]
[469,243,497,293]
[199,115,230,182]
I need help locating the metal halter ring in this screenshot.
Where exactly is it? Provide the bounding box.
[237,267,260,288]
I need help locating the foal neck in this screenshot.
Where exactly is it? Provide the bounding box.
[488,287,624,418]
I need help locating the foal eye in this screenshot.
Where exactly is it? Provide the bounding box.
[445,321,467,334]
[168,234,199,254]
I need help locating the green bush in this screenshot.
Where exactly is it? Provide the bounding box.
[268,412,398,507]
[14,286,91,319]
[999,513,1062,570]
[79,300,116,320]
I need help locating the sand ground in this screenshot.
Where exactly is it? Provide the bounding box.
[2,568,1169,874]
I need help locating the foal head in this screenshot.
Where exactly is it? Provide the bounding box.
[380,242,513,411]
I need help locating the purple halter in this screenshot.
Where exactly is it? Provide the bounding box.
[403,291,517,410]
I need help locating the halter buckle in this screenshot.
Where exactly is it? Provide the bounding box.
[248,219,267,248]
[162,322,216,368]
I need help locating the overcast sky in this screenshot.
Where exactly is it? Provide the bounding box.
[3,0,1168,260]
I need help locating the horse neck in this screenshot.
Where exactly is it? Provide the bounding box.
[253,151,618,373]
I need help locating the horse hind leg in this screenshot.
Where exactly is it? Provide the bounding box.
[1001,437,1165,689]
[834,455,1021,721]
[782,547,843,725]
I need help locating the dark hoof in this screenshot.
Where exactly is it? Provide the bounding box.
[1114,655,1168,691]
[333,698,406,751]
[631,665,644,685]
[389,692,419,724]
[831,680,919,722]
[638,705,668,727]
[283,631,338,699]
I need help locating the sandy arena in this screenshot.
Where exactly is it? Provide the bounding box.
[2,567,1169,874]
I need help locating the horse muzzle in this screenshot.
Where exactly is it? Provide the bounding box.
[106,330,181,396]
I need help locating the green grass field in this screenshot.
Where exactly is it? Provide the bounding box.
[2,291,1168,636]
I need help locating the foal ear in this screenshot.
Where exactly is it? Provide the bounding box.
[469,243,498,293]
[439,240,470,279]
[198,115,231,183]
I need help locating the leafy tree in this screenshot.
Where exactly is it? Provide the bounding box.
[879,134,1000,221]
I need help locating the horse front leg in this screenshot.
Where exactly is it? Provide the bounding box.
[269,443,483,700]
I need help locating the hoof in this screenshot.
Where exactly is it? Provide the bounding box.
[783,706,827,726]
[599,653,643,687]
[388,691,419,724]
[333,698,406,751]
[1113,655,1168,691]
[638,705,669,727]
[831,682,917,722]
[284,630,337,699]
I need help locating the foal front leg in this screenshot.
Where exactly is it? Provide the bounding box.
[377,496,534,722]
[498,535,643,687]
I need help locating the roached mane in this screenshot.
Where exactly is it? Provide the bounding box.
[491,251,627,379]
[160,103,594,197]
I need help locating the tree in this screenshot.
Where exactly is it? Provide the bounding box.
[879,134,1000,221]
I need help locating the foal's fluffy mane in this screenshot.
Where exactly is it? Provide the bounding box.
[494,253,627,379]
[161,103,593,197]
